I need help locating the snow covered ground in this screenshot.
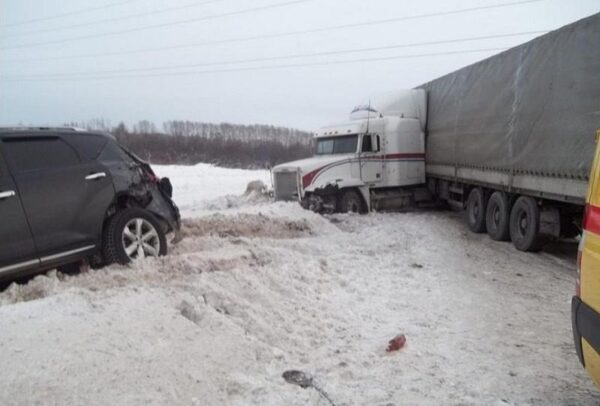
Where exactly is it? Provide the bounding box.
[0,164,598,405]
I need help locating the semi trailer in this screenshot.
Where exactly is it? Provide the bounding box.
[272,12,600,251]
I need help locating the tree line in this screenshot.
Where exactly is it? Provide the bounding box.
[65,119,313,168]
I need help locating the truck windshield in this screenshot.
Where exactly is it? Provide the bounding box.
[315,135,358,155]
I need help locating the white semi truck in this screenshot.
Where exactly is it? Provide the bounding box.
[272,13,600,252]
[272,90,430,213]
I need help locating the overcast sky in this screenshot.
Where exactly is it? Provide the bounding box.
[1,0,598,131]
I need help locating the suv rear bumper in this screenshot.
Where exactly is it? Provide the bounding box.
[572,296,600,366]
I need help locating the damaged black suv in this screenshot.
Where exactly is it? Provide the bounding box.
[0,127,180,281]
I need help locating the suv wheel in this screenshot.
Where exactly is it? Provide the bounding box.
[103,208,167,265]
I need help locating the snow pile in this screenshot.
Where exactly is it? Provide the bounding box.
[153,163,271,215]
[0,165,598,405]
[181,213,313,240]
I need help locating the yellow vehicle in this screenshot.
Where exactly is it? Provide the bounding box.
[573,129,600,388]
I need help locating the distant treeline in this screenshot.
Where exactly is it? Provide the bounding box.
[66,119,313,168]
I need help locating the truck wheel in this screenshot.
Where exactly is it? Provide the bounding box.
[339,190,364,214]
[485,191,510,241]
[103,208,167,265]
[466,188,486,233]
[509,196,543,252]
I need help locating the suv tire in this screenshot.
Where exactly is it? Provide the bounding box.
[103,208,167,265]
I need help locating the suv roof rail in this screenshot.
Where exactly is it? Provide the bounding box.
[0,126,89,132]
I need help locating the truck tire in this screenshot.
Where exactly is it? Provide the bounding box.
[339,189,364,214]
[485,191,510,241]
[466,187,486,233]
[103,208,167,265]
[509,196,544,252]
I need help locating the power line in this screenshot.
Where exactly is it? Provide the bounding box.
[1,47,508,82]
[0,0,312,50]
[2,0,546,61]
[1,0,229,39]
[4,30,545,79]
[0,0,139,29]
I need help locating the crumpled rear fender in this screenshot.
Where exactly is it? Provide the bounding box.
[105,160,181,235]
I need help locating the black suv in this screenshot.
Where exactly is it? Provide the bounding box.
[0,127,180,281]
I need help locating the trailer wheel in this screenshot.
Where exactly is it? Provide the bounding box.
[509,196,544,252]
[339,189,364,214]
[465,187,486,233]
[485,191,510,241]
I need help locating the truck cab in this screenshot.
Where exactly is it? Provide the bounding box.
[272,90,427,212]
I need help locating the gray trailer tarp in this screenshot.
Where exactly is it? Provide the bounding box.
[420,13,600,203]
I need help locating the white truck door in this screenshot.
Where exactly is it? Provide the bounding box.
[359,134,383,183]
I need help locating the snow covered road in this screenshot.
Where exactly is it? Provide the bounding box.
[0,164,598,405]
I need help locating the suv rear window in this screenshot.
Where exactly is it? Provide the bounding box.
[98,141,134,163]
[3,137,80,172]
[64,134,108,160]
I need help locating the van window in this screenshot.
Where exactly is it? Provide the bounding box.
[3,138,80,172]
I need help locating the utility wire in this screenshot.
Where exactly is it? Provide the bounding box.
[0,0,312,50]
[1,0,229,39]
[1,47,508,82]
[0,0,139,29]
[2,0,546,61]
[5,30,544,79]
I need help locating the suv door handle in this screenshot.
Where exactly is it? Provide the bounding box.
[85,172,106,180]
[0,190,16,199]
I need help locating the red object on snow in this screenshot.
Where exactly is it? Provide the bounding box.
[386,334,406,352]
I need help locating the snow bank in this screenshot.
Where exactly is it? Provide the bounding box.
[153,163,271,216]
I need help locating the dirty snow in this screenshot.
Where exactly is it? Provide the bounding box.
[0,164,598,405]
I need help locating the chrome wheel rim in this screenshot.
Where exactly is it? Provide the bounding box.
[122,218,160,260]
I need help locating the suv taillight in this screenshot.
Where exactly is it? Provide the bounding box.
[146,172,159,183]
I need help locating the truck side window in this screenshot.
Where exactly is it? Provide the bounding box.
[3,138,80,172]
[362,134,373,152]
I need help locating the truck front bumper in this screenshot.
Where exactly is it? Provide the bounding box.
[572,296,600,366]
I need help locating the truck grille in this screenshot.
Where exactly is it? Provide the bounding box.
[274,171,298,201]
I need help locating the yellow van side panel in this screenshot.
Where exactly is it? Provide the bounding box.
[581,232,600,312]
[582,130,600,388]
